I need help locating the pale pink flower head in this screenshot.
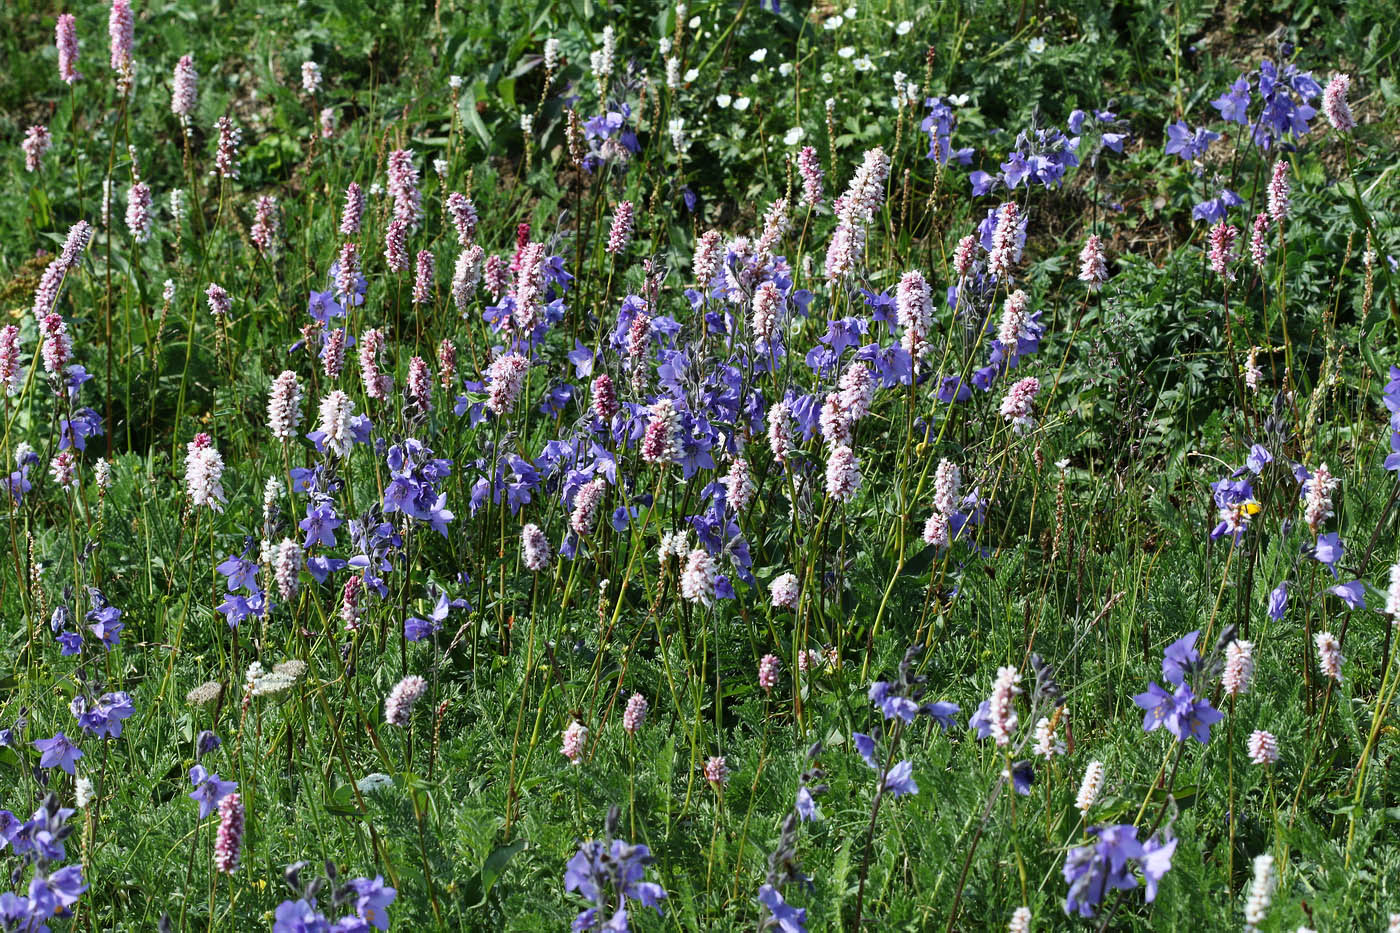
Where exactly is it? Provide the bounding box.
[704,755,730,790]
[108,0,133,74]
[213,793,245,874]
[766,400,793,465]
[1221,639,1254,697]
[569,477,606,537]
[680,549,717,607]
[797,145,824,206]
[1267,160,1290,226]
[266,370,303,441]
[0,325,21,396]
[590,374,619,421]
[484,353,529,416]
[412,250,435,305]
[561,720,588,764]
[205,283,231,317]
[758,654,780,693]
[1314,631,1343,682]
[384,675,428,727]
[1322,73,1354,132]
[1078,233,1107,289]
[606,201,635,255]
[769,572,799,609]
[999,377,1040,433]
[521,523,552,572]
[21,126,52,173]
[56,14,81,85]
[1247,729,1278,765]
[723,457,755,514]
[623,693,648,735]
[185,433,226,512]
[340,183,364,235]
[446,193,478,246]
[952,233,978,278]
[171,55,198,118]
[300,60,322,94]
[212,117,241,180]
[824,445,862,502]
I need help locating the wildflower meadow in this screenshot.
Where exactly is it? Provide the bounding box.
[2,0,1399,929]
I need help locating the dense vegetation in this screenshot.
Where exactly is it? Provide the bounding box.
[0,0,1398,929]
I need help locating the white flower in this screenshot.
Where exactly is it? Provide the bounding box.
[778,62,794,77]
[950,93,970,106]
[749,48,767,63]
[733,96,751,112]
[449,75,463,90]
[76,776,94,808]
[716,93,732,108]
[844,6,856,16]
[356,772,395,794]
[520,113,534,134]
[433,158,447,177]
[783,126,805,145]
[896,20,913,35]
[659,37,672,55]
[824,14,843,29]
[687,15,700,27]
[853,55,874,72]
[684,67,699,82]
[837,46,855,59]
[821,72,833,84]
[1028,37,1046,53]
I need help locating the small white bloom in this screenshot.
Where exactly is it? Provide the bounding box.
[1028,37,1046,53]
[356,772,395,794]
[749,48,767,63]
[837,46,855,59]
[733,96,751,112]
[750,73,760,84]
[896,20,913,35]
[716,93,732,108]
[950,93,970,106]
[660,38,672,54]
[783,126,805,145]
[824,14,843,29]
[449,75,463,90]
[853,55,874,72]
[520,113,534,135]
[844,6,856,16]
[779,62,794,77]
[684,67,699,82]
[688,15,700,27]
[76,776,94,808]
[821,72,833,84]
[433,158,448,178]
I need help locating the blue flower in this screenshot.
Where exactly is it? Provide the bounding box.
[1330,580,1366,610]
[351,876,396,930]
[1268,581,1289,620]
[1211,76,1252,124]
[1131,682,1223,744]
[1312,533,1344,577]
[188,765,237,819]
[33,734,82,775]
[757,884,807,933]
[882,759,918,797]
[1160,631,1201,686]
[1164,121,1218,160]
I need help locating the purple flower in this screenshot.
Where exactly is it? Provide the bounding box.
[1268,581,1289,620]
[757,884,807,933]
[1212,76,1252,124]
[351,875,396,930]
[1063,824,1144,917]
[795,787,819,822]
[882,760,918,797]
[1245,444,1272,474]
[1330,580,1366,610]
[1312,532,1344,577]
[188,765,237,819]
[300,502,343,549]
[33,733,82,775]
[868,682,920,722]
[1164,121,1218,160]
[1131,682,1223,744]
[1140,835,1177,902]
[1192,188,1244,224]
[853,732,879,769]
[1160,630,1201,686]
[217,555,261,594]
